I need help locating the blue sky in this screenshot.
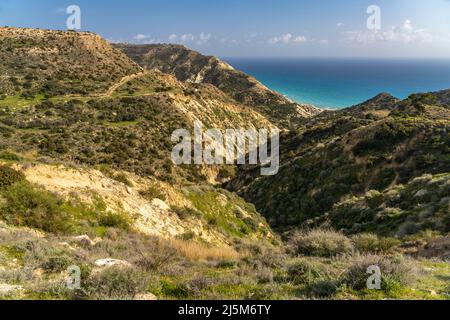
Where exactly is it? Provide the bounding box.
[1,0,450,58]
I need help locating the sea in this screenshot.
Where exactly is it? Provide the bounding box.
[224,58,450,109]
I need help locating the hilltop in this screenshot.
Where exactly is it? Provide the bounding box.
[114,44,321,128]
[0,27,141,97]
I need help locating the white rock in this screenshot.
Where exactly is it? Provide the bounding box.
[71,235,96,247]
[151,199,170,211]
[414,189,428,198]
[134,293,158,300]
[426,289,437,296]
[94,258,131,268]
[0,284,23,296]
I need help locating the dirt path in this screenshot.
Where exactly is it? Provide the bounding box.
[59,71,148,101]
[101,71,147,97]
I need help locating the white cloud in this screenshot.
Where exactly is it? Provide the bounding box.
[345,20,438,45]
[337,22,345,28]
[197,32,212,45]
[133,34,150,41]
[180,33,195,42]
[167,32,213,45]
[168,34,178,42]
[268,33,307,45]
[132,34,159,44]
[293,35,307,43]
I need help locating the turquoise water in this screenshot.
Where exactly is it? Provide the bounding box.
[225,58,450,109]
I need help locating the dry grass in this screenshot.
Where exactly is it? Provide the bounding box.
[169,239,240,262]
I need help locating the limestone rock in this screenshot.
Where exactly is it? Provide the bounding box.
[71,235,96,247]
[134,293,158,300]
[0,283,23,297]
[94,258,132,268]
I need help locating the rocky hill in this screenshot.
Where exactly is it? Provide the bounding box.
[114,44,321,128]
[227,93,450,235]
[0,27,141,97]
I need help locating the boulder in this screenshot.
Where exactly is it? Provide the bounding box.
[0,284,23,297]
[71,235,102,247]
[94,258,132,268]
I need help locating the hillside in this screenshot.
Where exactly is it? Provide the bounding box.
[0,28,275,185]
[227,93,450,235]
[114,44,321,128]
[432,89,450,107]
[0,27,141,98]
[323,173,450,236]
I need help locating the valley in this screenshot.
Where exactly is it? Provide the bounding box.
[0,27,448,300]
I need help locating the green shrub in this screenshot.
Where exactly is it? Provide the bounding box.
[341,254,417,292]
[171,206,202,220]
[289,229,354,257]
[352,233,400,254]
[366,190,384,209]
[0,181,71,233]
[308,280,339,298]
[0,151,22,162]
[0,165,25,189]
[112,172,133,187]
[98,211,131,230]
[178,231,196,241]
[78,266,149,300]
[139,185,166,201]
[287,258,334,285]
[159,279,192,299]
[41,254,73,273]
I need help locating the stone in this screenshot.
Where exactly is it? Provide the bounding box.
[414,189,428,198]
[0,283,23,296]
[94,258,132,268]
[71,235,96,247]
[134,293,158,300]
[151,198,170,211]
[426,290,437,296]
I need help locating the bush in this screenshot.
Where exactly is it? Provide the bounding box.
[308,280,339,298]
[352,233,400,254]
[98,211,131,230]
[112,173,133,187]
[77,266,149,300]
[0,165,25,189]
[0,151,22,162]
[171,206,201,220]
[366,190,384,209]
[41,254,74,273]
[139,185,166,201]
[0,181,71,233]
[289,229,354,257]
[341,254,418,292]
[287,258,335,285]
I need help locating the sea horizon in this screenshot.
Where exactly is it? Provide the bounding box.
[224,57,450,109]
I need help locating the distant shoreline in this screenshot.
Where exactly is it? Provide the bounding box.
[224,57,450,109]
